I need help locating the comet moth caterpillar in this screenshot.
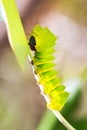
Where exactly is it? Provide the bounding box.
[28,25,76,130]
[28,25,69,111]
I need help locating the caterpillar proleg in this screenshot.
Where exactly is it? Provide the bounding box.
[28,25,69,111]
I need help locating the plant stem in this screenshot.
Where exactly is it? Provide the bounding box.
[52,110,76,130]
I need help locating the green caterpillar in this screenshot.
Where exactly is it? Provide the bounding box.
[28,25,69,111]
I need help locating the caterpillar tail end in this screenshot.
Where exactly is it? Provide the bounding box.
[47,91,69,111]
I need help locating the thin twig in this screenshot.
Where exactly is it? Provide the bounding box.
[52,110,76,130]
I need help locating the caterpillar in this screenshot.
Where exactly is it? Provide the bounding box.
[28,25,69,111]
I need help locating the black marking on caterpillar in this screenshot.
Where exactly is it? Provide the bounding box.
[28,36,36,51]
[31,60,34,65]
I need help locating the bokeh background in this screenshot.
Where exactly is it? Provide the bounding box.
[0,0,87,130]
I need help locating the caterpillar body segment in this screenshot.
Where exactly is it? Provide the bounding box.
[35,48,55,58]
[33,55,55,65]
[35,63,56,75]
[28,25,69,111]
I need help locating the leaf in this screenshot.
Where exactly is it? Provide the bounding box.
[0,0,32,69]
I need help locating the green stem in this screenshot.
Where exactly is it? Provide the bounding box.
[52,110,76,130]
[0,0,32,69]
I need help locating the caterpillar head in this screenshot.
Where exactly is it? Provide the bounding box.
[28,25,57,52]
